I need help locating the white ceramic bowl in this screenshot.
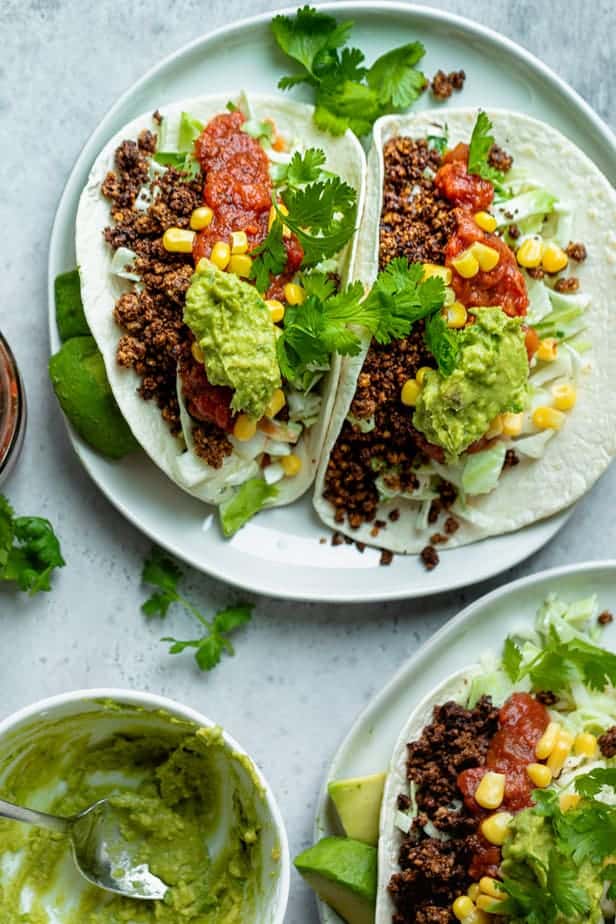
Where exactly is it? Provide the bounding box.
[0,688,290,923]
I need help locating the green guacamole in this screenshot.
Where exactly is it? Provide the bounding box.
[413,307,528,458]
[184,260,281,420]
[0,711,265,923]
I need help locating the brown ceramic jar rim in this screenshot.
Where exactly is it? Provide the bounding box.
[0,333,26,478]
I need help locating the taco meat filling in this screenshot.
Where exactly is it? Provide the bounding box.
[389,692,552,924]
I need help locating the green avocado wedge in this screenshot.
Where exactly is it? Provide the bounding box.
[328,772,386,846]
[54,269,90,341]
[294,837,376,924]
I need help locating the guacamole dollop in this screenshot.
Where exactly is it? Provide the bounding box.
[184,260,281,420]
[413,307,528,458]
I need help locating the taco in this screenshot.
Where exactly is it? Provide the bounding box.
[377,593,616,924]
[76,92,365,532]
[314,109,616,555]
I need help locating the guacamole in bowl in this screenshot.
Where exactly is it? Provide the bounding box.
[0,691,289,923]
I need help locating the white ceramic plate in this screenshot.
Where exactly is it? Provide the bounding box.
[48,3,616,602]
[314,559,616,923]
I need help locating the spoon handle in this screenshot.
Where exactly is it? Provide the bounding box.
[0,798,70,834]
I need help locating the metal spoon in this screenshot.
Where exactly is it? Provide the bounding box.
[0,796,168,900]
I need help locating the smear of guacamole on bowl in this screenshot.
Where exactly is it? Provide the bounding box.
[0,712,264,923]
[413,306,528,458]
[184,260,281,420]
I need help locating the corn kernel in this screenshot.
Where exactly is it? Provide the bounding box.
[536,338,558,362]
[476,894,503,913]
[401,379,421,407]
[502,412,524,437]
[191,341,204,363]
[479,878,504,900]
[445,302,468,328]
[452,249,480,279]
[474,211,497,233]
[547,730,574,777]
[532,406,565,430]
[516,237,544,269]
[574,732,598,758]
[552,382,577,411]
[485,415,503,440]
[480,812,513,846]
[526,762,553,788]
[266,299,285,324]
[423,263,453,285]
[230,230,249,254]
[542,242,569,274]
[228,254,253,277]
[162,227,196,253]
[265,388,286,419]
[560,793,581,812]
[452,896,475,921]
[416,366,433,387]
[210,241,231,270]
[189,207,214,230]
[233,414,257,441]
[536,722,561,760]
[468,884,480,901]
[284,283,306,305]
[474,772,506,810]
[281,453,302,477]
[470,241,500,272]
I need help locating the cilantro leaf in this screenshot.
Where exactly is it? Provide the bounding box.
[519,637,616,694]
[250,219,288,293]
[278,178,357,264]
[141,546,182,617]
[501,849,590,923]
[366,42,426,109]
[362,259,446,345]
[213,604,253,634]
[424,309,460,376]
[574,768,616,799]
[272,6,352,82]
[467,111,505,185]
[286,148,327,187]
[502,636,523,682]
[219,479,279,537]
[300,271,337,302]
[0,495,14,572]
[605,863,616,901]
[0,496,65,595]
[314,78,380,138]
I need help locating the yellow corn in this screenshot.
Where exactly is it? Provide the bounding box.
[547,730,574,777]
[476,894,503,913]
[479,878,504,900]
[423,263,453,285]
[485,415,503,440]
[470,241,500,272]
[189,207,214,230]
[452,249,480,279]
[401,379,421,407]
[230,230,249,254]
[474,772,506,810]
[502,412,524,437]
[266,299,285,324]
[536,721,562,760]
[281,453,302,477]
[445,302,468,328]
[416,366,433,387]
[574,732,598,758]
[265,388,286,419]
[210,241,231,270]
[560,793,581,812]
[284,283,306,305]
[542,242,569,274]
[552,382,577,411]
[536,338,558,362]
[228,254,253,277]
[516,237,544,269]
[480,812,513,846]
[474,211,497,233]
[233,414,257,441]
[453,896,476,921]
[526,762,553,789]
[162,227,195,253]
[468,884,480,901]
[532,406,565,430]
[191,341,204,363]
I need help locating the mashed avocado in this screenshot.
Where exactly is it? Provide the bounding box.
[0,713,264,923]
[413,307,528,458]
[184,260,281,420]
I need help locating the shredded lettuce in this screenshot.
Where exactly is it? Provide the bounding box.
[493,188,558,227]
[219,478,278,536]
[511,429,556,459]
[347,413,375,433]
[109,247,139,281]
[462,443,507,496]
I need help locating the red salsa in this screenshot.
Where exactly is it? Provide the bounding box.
[180,360,235,432]
[435,143,495,212]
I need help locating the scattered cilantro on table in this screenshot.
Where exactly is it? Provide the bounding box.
[271,6,427,137]
[141,546,253,672]
[0,495,65,595]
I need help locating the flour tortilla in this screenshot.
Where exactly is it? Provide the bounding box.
[314,109,616,550]
[76,94,366,506]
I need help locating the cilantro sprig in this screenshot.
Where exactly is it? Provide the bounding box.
[0,495,65,595]
[503,632,616,693]
[141,546,253,672]
[467,111,506,187]
[272,6,427,137]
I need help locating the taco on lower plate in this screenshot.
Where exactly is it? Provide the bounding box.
[313,109,616,555]
[76,92,365,534]
[377,593,616,924]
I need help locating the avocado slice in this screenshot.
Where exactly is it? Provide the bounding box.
[294,836,376,924]
[328,771,386,846]
[54,269,90,341]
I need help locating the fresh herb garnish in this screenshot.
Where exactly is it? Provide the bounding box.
[502,633,616,693]
[285,148,328,187]
[250,219,288,293]
[0,496,65,595]
[467,111,506,186]
[424,308,460,376]
[501,847,591,923]
[219,479,279,537]
[141,546,253,671]
[277,174,358,264]
[272,6,427,137]
[427,133,448,155]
